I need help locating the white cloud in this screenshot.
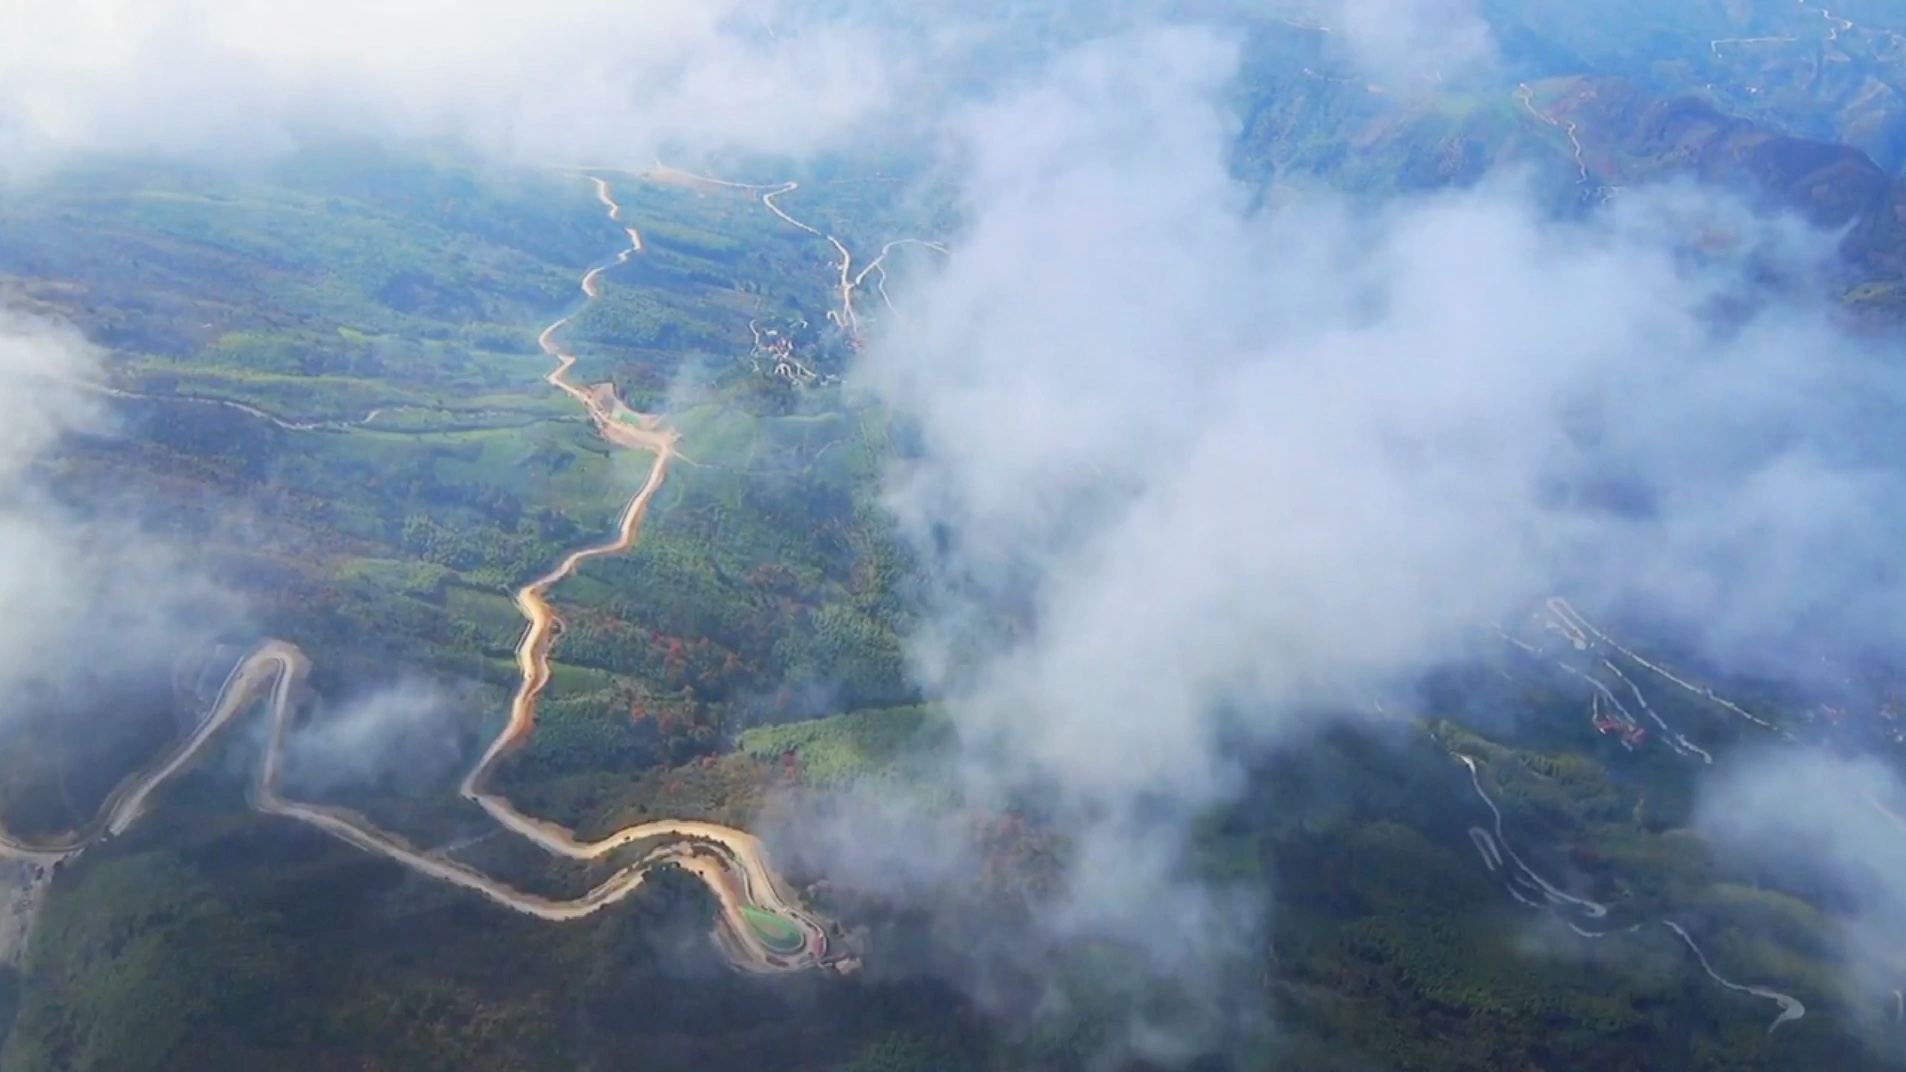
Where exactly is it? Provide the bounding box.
[1328,0,1495,81]
[0,0,891,176]
[1698,750,1906,1019]
[280,677,466,796]
[0,310,233,706]
[853,22,1906,991]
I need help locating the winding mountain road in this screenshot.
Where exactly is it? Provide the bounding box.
[1501,597,1906,1029]
[1515,83,1589,185]
[0,176,837,974]
[1545,598,1789,738]
[647,163,946,346]
[1454,750,1805,1033]
[1708,2,1898,61]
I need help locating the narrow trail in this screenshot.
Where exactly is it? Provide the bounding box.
[647,162,946,347]
[0,177,839,974]
[1798,0,1856,46]
[54,373,587,438]
[1710,2,1895,61]
[1545,598,1791,739]
[1708,35,1797,58]
[1515,83,1589,185]
[762,183,861,337]
[64,379,388,432]
[1662,921,1808,1032]
[651,164,863,340]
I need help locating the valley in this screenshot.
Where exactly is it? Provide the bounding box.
[6,7,1906,1067]
[0,175,844,974]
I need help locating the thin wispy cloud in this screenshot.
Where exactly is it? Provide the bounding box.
[1699,750,1906,1028]
[0,310,237,721]
[0,1,891,176]
[279,677,468,797]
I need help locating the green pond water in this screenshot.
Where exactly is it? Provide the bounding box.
[741,906,807,954]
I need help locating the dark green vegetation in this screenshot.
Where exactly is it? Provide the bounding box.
[1242,724,1861,1072]
[11,6,1906,1068]
[0,671,178,841]
[9,789,971,1072]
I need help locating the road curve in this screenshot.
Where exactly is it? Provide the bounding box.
[1515,83,1589,186]
[1661,920,1807,1032]
[1456,755,1608,919]
[1454,750,1804,1032]
[646,162,947,346]
[0,176,837,974]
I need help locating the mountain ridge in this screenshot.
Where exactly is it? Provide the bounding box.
[1537,74,1906,307]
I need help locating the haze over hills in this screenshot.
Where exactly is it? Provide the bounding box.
[5,2,1906,1071]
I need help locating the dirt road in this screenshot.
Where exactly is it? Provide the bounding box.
[0,177,835,974]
